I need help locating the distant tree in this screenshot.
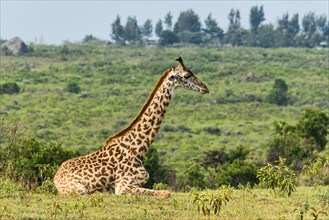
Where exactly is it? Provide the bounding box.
[125,16,141,43]
[302,12,317,35]
[164,11,173,30]
[249,5,265,33]
[257,24,275,48]
[111,15,125,45]
[299,12,319,47]
[203,13,224,44]
[316,14,329,37]
[174,9,201,33]
[155,19,163,37]
[82,34,97,43]
[178,30,204,45]
[275,13,300,47]
[248,5,265,46]
[226,9,248,46]
[141,19,153,39]
[159,30,179,45]
[228,8,241,30]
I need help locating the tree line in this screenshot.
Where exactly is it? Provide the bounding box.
[109,6,328,48]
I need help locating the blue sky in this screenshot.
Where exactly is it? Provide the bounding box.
[1,0,328,45]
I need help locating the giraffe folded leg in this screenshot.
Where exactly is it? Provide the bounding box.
[130,187,171,198]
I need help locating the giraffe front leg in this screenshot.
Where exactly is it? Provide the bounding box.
[130,187,171,198]
[115,177,171,198]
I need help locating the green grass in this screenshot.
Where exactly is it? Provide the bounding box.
[1,185,328,219]
[1,45,328,175]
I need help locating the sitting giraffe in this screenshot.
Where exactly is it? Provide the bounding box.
[54,57,209,197]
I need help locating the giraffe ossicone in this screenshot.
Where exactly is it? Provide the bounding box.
[54,57,209,197]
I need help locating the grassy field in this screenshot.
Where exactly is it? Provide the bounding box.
[0,184,328,220]
[1,45,328,219]
[1,45,328,168]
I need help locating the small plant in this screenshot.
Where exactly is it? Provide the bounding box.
[153,182,169,190]
[294,202,328,220]
[302,158,329,186]
[192,187,232,217]
[257,157,297,196]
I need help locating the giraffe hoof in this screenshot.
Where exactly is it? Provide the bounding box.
[155,190,171,198]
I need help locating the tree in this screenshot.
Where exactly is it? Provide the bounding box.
[257,24,275,48]
[164,11,173,30]
[155,19,163,37]
[82,34,97,43]
[111,15,125,45]
[203,13,224,43]
[174,9,201,33]
[226,9,248,46]
[249,5,265,33]
[124,16,141,44]
[248,5,265,46]
[228,8,241,30]
[159,30,179,45]
[141,19,153,39]
[300,12,317,47]
[275,13,300,47]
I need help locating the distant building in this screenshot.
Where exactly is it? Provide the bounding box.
[320,41,328,48]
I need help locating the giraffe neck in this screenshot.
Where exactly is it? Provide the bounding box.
[104,70,174,159]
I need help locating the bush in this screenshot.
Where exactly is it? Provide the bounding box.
[0,82,20,94]
[0,120,79,188]
[266,108,328,170]
[66,82,81,93]
[143,147,169,188]
[257,157,297,196]
[216,159,258,187]
[265,78,288,106]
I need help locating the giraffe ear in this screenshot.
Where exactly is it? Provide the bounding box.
[176,57,187,70]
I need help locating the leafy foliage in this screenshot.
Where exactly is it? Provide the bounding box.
[66,81,81,94]
[266,78,288,106]
[302,158,329,186]
[267,108,328,170]
[257,157,297,196]
[193,187,232,216]
[0,120,79,188]
[0,82,20,94]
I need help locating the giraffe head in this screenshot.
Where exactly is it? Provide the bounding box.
[168,57,209,94]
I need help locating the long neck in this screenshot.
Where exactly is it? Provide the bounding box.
[104,70,174,158]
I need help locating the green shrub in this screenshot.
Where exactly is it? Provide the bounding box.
[257,157,297,196]
[0,82,20,94]
[0,120,79,188]
[265,78,288,105]
[192,186,232,216]
[143,147,170,188]
[266,108,328,170]
[216,159,258,187]
[302,158,329,186]
[66,82,81,93]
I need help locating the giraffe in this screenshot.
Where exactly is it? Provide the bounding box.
[54,57,209,197]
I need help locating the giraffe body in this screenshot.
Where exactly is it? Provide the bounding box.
[54,57,209,197]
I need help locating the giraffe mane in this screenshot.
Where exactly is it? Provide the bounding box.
[105,68,172,144]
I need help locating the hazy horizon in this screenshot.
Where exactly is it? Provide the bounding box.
[1,0,328,45]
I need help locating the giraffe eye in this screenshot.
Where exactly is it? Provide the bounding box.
[184,74,191,79]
